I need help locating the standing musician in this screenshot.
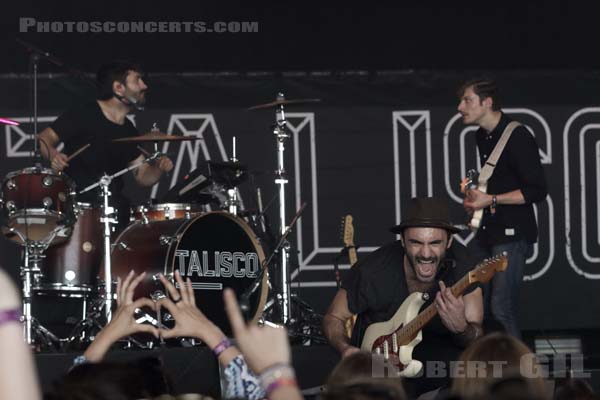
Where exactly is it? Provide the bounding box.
[323,197,484,397]
[37,61,173,229]
[457,78,547,338]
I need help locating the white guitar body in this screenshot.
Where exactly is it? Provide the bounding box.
[462,169,486,231]
[469,180,487,230]
[360,292,426,377]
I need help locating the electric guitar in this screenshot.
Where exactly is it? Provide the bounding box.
[360,254,508,377]
[341,215,358,338]
[460,169,485,230]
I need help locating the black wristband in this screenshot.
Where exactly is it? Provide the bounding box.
[454,323,482,347]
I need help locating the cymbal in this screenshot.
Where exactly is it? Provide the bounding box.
[112,132,204,143]
[247,98,321,111]
[208,160,247,171]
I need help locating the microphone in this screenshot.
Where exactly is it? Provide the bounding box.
[113,91,145,111]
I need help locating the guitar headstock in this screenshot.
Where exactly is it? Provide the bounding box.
[340,215,355,247]
[468,253,508,284]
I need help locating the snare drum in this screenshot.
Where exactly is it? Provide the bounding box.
[0,167,75,245]
[36,204,102,295]
[131,203,204,223]
[110,212,268,335]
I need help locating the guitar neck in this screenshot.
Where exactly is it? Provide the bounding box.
[348,247,358,266]
[397,273,472,343]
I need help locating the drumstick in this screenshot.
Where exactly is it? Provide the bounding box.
[67,143,90,162]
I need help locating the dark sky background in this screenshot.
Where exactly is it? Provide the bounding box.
[1,1,599,74]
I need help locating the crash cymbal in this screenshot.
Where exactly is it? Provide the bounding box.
[112,132,204,143]
[247,98,321,111]
[207,160,248,170]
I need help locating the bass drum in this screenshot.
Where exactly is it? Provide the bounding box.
[110,212,268,335]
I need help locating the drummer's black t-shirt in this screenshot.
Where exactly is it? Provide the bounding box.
[50,101,140,221]
[342,240,482,397]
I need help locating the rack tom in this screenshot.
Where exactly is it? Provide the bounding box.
[0,167,75,245]
[131,203,203,223]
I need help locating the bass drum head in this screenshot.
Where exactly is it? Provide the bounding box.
[172,212,268,335]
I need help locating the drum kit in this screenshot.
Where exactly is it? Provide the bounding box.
[0,95,325,350]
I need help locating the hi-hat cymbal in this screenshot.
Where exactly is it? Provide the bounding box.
[247,98,321,111]
[112,132,204,143]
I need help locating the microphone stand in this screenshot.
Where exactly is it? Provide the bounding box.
[239,202,307,317]
[17,38,80,166]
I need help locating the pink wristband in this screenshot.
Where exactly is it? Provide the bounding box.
[0,309,21,326]
[212,338,232,357]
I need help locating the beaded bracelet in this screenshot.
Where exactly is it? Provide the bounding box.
[0,309,21,327]
[212,338,233,357]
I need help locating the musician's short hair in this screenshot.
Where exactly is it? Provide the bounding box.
[96,60,143,100]
[458,78,501,111]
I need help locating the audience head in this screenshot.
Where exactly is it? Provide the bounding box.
[450,332,548,399]
[554,377,595,400]
[324,351,406,400]
[47,359,169,400]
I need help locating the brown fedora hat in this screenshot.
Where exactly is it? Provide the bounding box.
[390,197,460,234]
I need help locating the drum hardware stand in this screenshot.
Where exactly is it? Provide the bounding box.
[10,216,63,347]
[240,202,306,322]
[272,94,293,324]
[225,136,241,216]
[64,297,105,349]
[79,150,164,322]
[20,241,61,347]
[245,93,326,341]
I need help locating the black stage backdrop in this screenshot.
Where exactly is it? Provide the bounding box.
[0,70,598,332]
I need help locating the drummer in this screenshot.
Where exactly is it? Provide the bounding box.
[37,61,173,230]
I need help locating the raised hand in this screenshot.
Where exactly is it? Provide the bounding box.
[224,288,290,374]
[83,271,157,362]
[155,270,225,348]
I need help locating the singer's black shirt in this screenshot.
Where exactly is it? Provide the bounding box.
[50,101,139,218]
[474,112,547,244]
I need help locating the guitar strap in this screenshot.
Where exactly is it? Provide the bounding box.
[477,121,521,189]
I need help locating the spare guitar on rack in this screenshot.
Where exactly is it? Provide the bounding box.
[340,215,358,338]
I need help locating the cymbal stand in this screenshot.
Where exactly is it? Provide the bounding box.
[225,136,240,215]
[273,93,292,324]
[80,150,163,322]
